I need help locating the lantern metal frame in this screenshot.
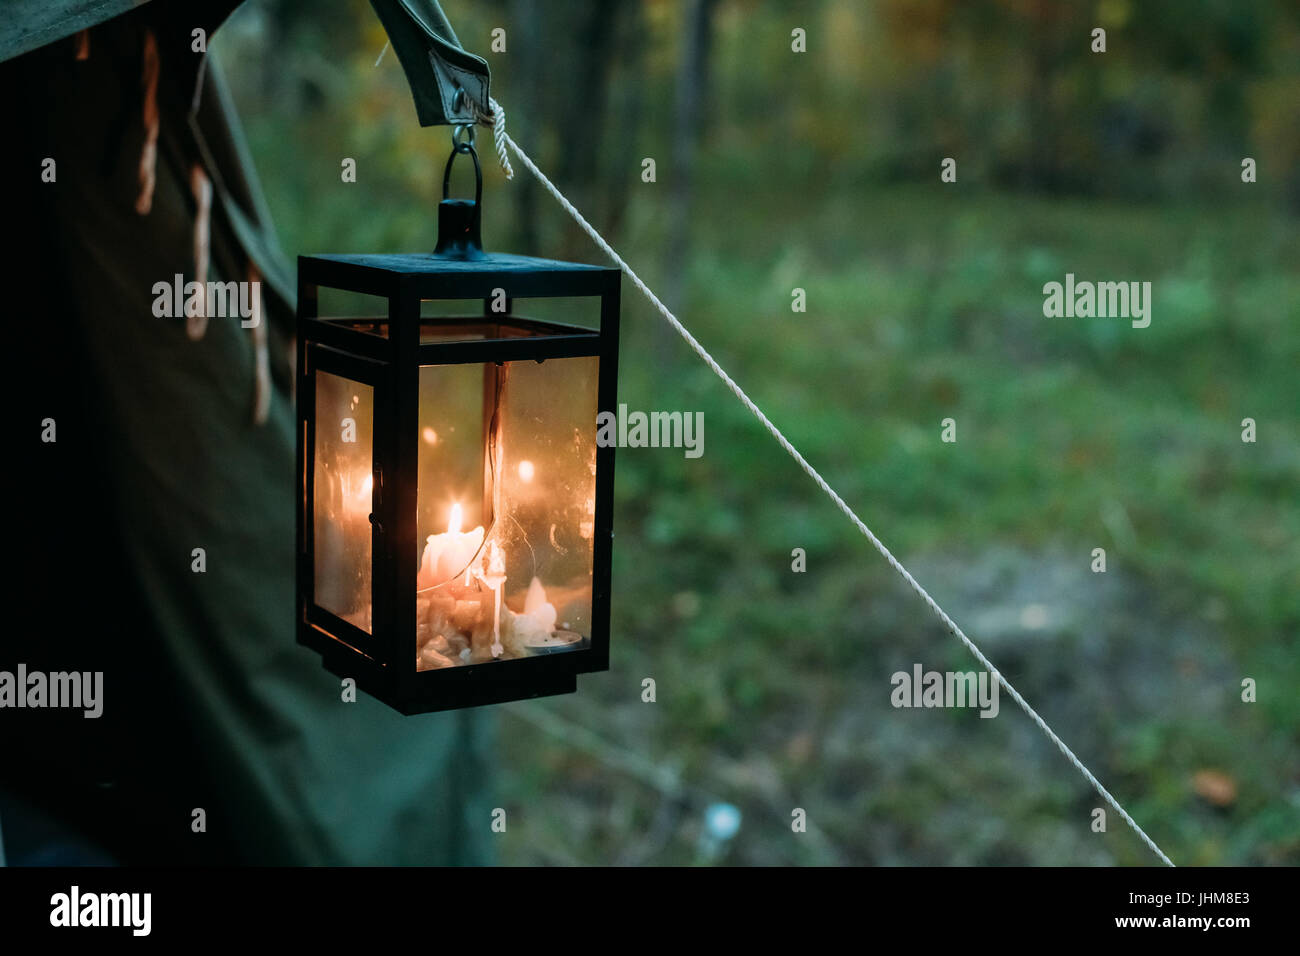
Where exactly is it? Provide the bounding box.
[296,243,620,715]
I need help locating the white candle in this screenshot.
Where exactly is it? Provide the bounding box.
[417,502,485,590]
[522,576,557,633]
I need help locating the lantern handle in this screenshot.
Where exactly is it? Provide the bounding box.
[434,129,486,259]
[442,127,482,208]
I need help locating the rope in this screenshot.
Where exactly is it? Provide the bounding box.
[496,123,1176,869]
[472,96,514,180]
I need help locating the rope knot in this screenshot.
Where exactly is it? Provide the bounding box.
[470,95,513,180]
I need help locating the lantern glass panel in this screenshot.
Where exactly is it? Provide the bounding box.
[313,371,374,633]
[415,354,599,670]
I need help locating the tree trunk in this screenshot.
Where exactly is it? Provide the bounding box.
[661,0,717,363]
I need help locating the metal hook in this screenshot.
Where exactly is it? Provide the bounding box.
[452,122,476,150]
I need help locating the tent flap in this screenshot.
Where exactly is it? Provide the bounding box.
[369,0,491,127]
[0,1,245,65]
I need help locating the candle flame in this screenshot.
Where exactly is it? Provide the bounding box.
[447,501,463,535]
[517,460,535,483]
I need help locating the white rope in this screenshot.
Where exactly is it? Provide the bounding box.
[498,125,1175,868]
[472,96,514,180]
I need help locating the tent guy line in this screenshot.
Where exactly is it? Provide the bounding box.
[490,108,1176,868]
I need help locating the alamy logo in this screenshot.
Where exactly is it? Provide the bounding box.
[50,886,151,936]
[152,274,261,327]
[596,404,704,458]
[891,664,1000,718]
[0,664,103,718]
[1042,273,1151,328]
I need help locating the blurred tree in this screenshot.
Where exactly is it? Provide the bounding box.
[663,0,718,362]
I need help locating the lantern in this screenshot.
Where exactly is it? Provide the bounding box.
[296,137,619,714]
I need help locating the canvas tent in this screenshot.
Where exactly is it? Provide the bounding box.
[2,0,495,864]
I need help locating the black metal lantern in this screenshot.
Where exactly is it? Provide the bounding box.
[296,138,619,714]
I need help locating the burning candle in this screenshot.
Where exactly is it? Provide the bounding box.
[417,502,486,590]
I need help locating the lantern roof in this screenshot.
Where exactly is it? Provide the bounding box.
[299,251,619,300]
[307,252,611,275]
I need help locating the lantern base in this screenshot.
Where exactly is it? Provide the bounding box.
[299,616,585,714]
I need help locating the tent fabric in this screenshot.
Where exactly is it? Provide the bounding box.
[0,0,295,311]
[0,0,236,64]
[0,0,149,63]
[4,1,495,864]
[1,1,492,128]
[369,0,492,126]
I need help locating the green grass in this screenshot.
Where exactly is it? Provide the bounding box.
[493,180,1298,865]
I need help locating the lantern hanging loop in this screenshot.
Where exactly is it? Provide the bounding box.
[442,131,482,206]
